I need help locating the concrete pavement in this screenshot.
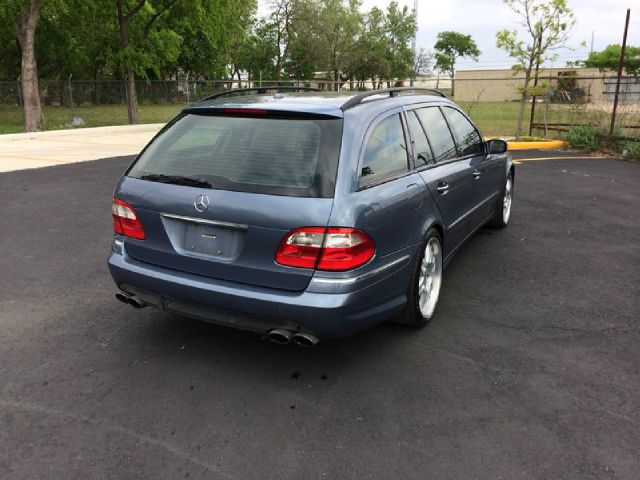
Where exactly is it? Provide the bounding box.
[0,124,164,172]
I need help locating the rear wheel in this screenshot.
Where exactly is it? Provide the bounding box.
[394,229,443,327]
[489,171,513,229]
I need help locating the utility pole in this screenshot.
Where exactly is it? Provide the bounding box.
[410,0,418,87]
[411,0,417,56]
[590,31,594,54]
[609,8,631,138]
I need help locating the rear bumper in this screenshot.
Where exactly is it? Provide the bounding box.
[107,247,412,338]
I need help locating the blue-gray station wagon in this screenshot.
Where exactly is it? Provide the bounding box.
[108,87,514,346]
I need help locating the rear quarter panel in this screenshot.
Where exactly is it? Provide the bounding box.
[328,106,444,266]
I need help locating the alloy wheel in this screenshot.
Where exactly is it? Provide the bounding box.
[503,177,513,224]
[417,237,443,318]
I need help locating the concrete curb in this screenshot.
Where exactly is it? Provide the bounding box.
[507,140,568,150]
[486,136,569,151]
[0,123,166,141]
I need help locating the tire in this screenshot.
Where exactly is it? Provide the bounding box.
[489,171,514,229]
[394,228,444,327]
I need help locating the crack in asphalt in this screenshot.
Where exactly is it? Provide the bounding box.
[479,319,638,337]
[0,398,237,479]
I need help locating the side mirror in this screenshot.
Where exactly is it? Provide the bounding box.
[487,139,508,154]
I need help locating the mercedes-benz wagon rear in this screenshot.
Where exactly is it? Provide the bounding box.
[108,87,514,344]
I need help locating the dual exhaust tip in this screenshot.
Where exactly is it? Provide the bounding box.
[115,294,317,346]
[268,329,319,347]
[115,292,146,309]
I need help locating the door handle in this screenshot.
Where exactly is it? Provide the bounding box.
[436,182,449,194]
[473,170,482,179]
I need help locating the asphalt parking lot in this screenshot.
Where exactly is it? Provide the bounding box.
[1,150,638,479]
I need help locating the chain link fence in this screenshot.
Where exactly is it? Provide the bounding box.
[1,72,638,144]
[455,70,640,142]
[0,77,453,107]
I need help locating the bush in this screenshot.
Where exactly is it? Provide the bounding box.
[567,125,598,149]
[620,141,640,159]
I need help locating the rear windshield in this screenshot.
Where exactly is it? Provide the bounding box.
[128,113,343,197]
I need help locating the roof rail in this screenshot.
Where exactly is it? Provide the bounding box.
[200,86,321,102]
[340,87,446,111]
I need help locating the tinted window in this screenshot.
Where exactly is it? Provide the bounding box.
[443,107,484,156]
[406,111,435,166]
[360,114,409,184]
[128,113,342,198]
[415,107,458,163]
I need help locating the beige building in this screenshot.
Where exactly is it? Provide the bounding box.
[454,67,608,103]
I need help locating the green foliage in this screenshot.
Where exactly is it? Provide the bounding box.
[34,0,116,81]
[1,0,255,82]
[0,0,35,79]
[384,2,417,79]
[345,6,389,82]
[239,0,416,86]
[234,19,281,80]
[583,44,640,76]
[567,124,598,149]
[615,141,640,160]
[1,0,416,91]
[166,0,256,79]
[434,31,480,77]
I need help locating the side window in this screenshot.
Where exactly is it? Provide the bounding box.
[360,114,409,184]
[406,111,435,166]
[415,107,458,163]
[443,107,484,157]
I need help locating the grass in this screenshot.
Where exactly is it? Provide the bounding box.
[1,101,638,141]
[0,104,183,134]
[0,101,543,136]
[460,101,585,137]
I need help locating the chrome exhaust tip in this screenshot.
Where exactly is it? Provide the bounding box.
[115,292,129,304]
[126,296,146,309]
[292,333,319,348]
[267,329,293,345]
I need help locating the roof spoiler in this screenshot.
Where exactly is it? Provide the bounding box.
[200,86,321,102]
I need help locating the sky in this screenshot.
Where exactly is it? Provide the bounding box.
[257,0,638,71]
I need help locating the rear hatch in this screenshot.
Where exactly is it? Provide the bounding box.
[117,108,343,291]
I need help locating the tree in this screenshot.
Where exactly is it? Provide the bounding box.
[434,31,480,97]
[233,19,279,83]
[412,47,433,81]
[37,0,118,104]
[496,0,576,139]
[270,0,295,79]
[342,2,415,89]
[311,0,363,90]
[384,1,417,83]
[584,44,640,76]
[346,6,388,88]
[1,0,44,131]
[115,0,182,124]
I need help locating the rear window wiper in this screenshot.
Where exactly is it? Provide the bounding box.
[138,174,212,188]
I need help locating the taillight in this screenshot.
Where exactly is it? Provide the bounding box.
[275,227,375,271]
[112,198,145,240]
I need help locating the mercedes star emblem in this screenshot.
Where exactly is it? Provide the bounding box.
[194,194,210,213]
